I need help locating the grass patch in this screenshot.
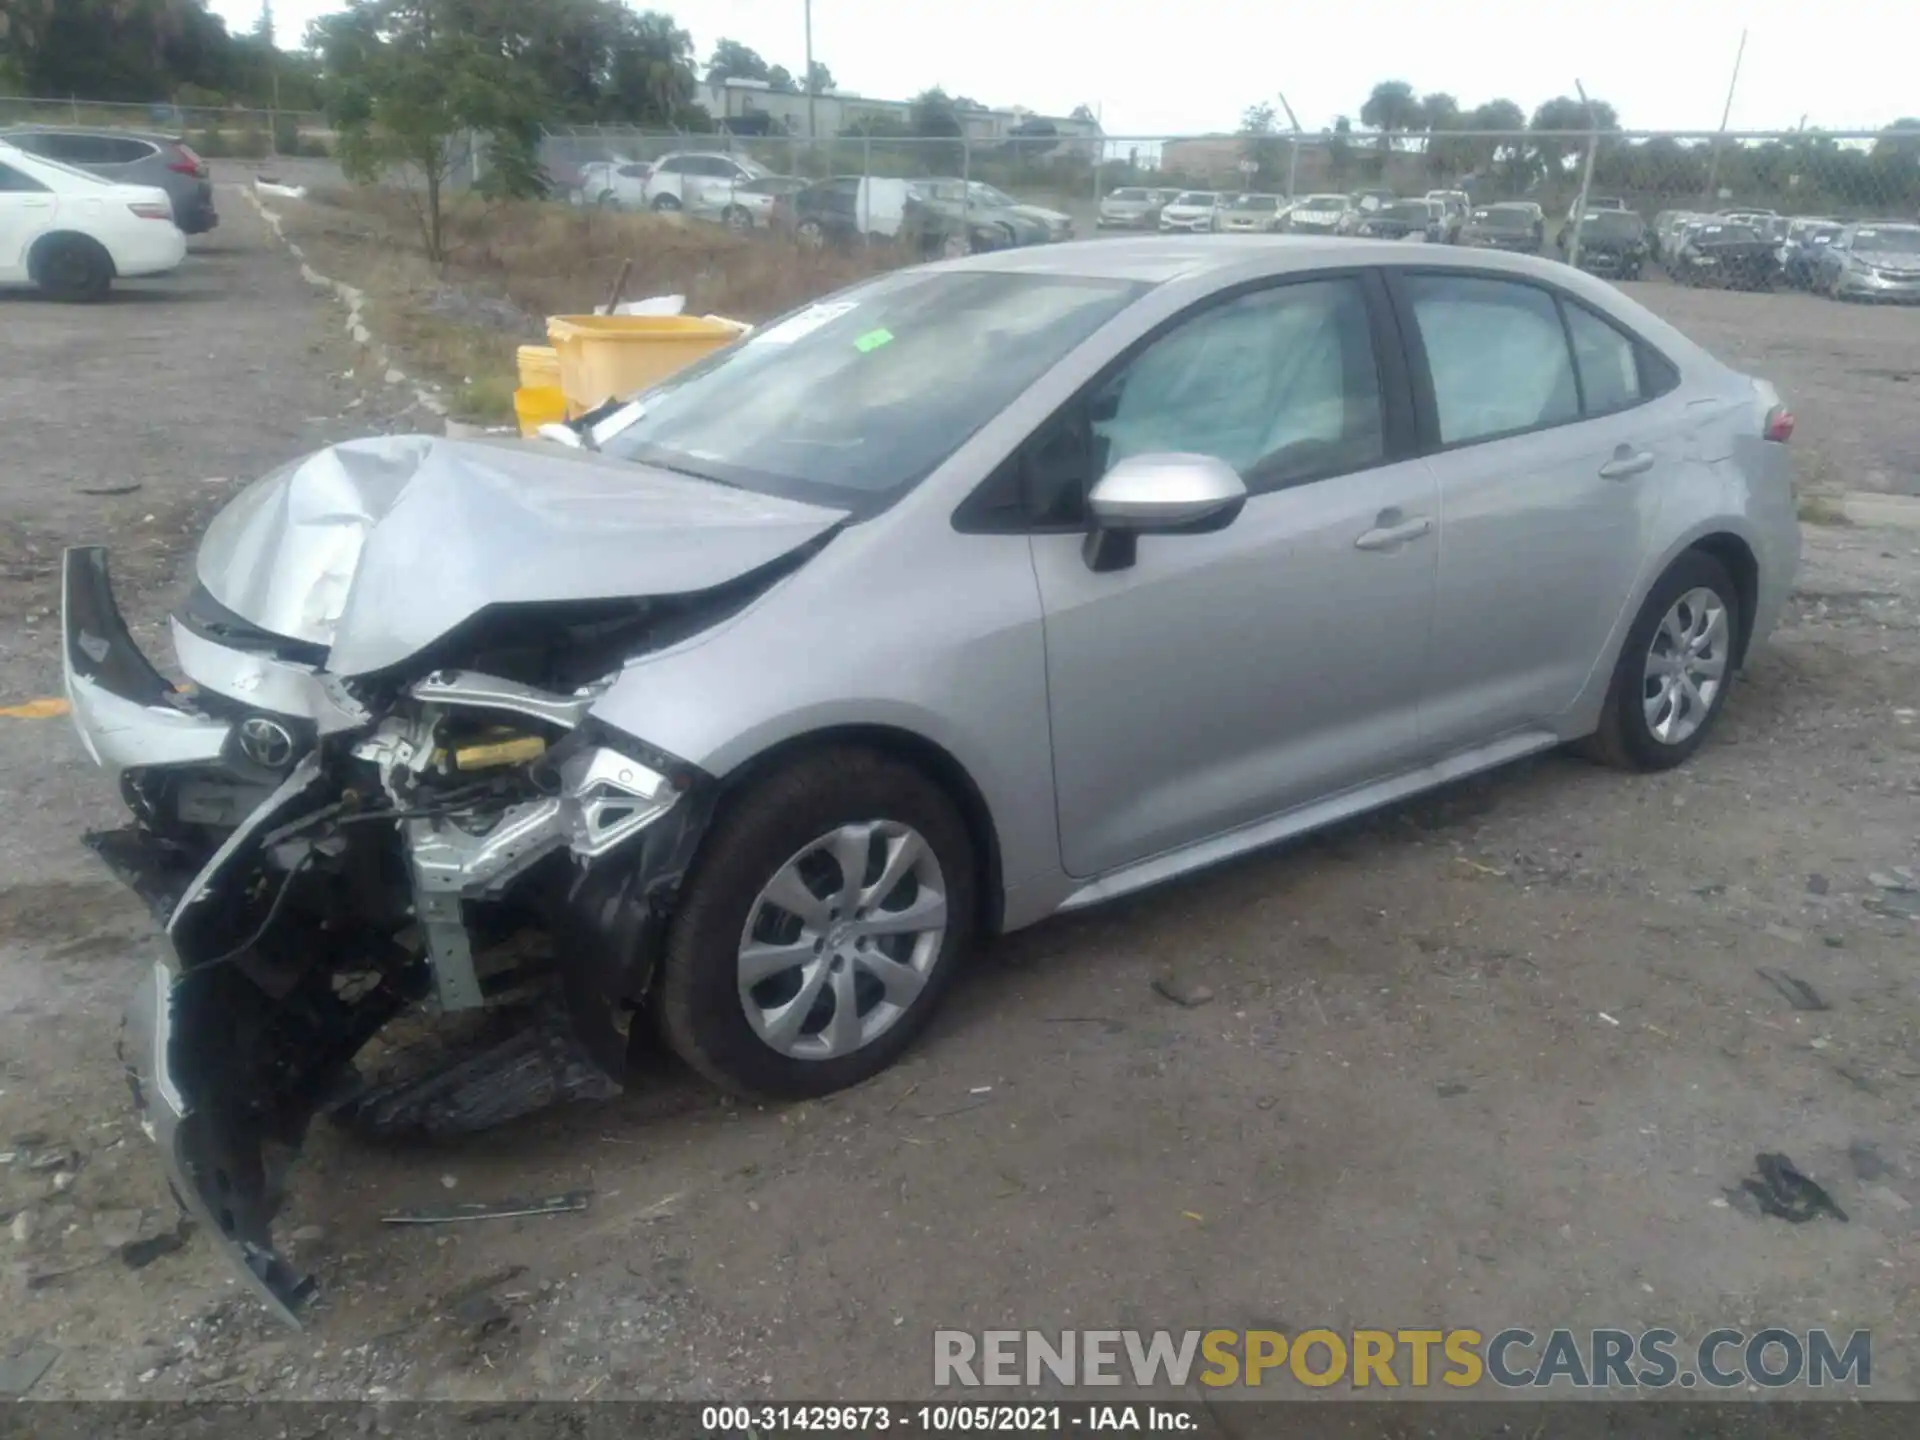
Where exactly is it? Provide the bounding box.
[1797,493,1852,526]
[276,186,904,420]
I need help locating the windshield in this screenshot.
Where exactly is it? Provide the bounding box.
[968,182,1017,208]
[1478,207,1534,231]
[1580,211,1644,237]
[1853,226,1920,254]
[595,272,1146,509]
[1109,188,1147,201]
[1696,224,1758,242]
[1381,202,1430,222]
[1235,195,1280,211]
[1173,192,1216,206]
[1301,195,1346,210]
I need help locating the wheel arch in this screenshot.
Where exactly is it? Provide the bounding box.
[1686,530,1760,668]
[713,723,1008,939]
[27,229,117,283]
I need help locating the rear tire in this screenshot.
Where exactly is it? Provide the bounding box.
[656,747,978,1100]
[650,194,682,213]
[34,235,113,302]
[1579,550,1742,773]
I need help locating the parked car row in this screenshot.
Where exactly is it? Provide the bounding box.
[560,150,1076,256]
[1650,206,1920,298]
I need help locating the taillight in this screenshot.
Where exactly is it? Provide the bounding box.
[128,201,173,221]
[1763,404,1795,443]
[169,144,207,178]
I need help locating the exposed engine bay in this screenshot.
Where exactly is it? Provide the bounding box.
[59,435,848,1325]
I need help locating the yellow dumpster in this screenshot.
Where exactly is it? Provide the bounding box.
[516,344,561,391]
[546,314,748,418]
[513,384,568,437]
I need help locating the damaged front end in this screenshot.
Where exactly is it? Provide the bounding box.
[62,547,721,1326]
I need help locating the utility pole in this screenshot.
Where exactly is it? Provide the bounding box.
[1701,28,1747,207]
[1566,79,1600,272]
[804,0,817,144]
[1276,92,1302,199]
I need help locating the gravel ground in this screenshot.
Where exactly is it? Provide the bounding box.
[1,194,1917,1406]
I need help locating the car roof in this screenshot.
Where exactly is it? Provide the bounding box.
[1,124,180,144]
[943,233,1600,285]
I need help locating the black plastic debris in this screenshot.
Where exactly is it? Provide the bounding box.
[1735,1152,1849,1223]
[1756,967,1830,1012]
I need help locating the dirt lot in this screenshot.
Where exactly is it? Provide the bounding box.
[1,194,1918,1406]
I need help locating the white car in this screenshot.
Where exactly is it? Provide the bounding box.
[641,151,776,220]
[1283,193,1358,235]
[575,159,653,209]
[0,138,185,300]
[1158,191,1223,232]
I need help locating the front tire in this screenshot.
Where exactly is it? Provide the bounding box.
[34,235,114,302]
[650,193,682,213]
[657,748,978,1100]
[1580,551,1741,772]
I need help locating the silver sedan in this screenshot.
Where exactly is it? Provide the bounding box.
[64,235,1800,1321]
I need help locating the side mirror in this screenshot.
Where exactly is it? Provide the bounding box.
[1082,453,1247,572]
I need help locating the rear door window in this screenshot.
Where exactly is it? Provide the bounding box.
[1402,274,1579,445]
[1561,302,1643,416]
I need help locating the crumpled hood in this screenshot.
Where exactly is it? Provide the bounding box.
[196,434,847,677]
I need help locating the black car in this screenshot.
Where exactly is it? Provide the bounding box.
[1460,203,1545,254]
[1357,200,1443,241]
[1556,208,1649,279]
[1672,221,1778,289]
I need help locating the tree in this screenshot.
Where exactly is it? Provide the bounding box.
[1359,80,1420,151]
[704,37,768,86]
[767,63,796,93]
[606,10,698,125]
[909,86,964,172]
[1529,94,1619,181]
[316,0,543,262]
[1238,101,1287,189]
[1327,115,1354,183]
[805,59,834,94]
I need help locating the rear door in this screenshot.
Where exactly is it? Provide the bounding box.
[1388,269,1689,749]
[0,157,55,279]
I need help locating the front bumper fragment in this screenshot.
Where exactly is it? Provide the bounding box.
[123,955,317,1326]
[61,547,230,775]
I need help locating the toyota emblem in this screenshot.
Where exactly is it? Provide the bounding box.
[236,717,296,769]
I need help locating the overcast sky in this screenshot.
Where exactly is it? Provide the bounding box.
[211,0,1911,136]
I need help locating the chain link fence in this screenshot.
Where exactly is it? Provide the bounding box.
[528,125,1917,287]
[0,95,334,158]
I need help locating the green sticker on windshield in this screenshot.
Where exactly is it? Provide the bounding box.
[853,327,894,353]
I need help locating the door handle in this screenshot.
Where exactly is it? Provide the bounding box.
[1599,450,1656,480]
[1353,516,1433,551]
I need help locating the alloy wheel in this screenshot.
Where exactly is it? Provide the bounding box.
[1642,587,1729,745]
[736,822,949,1061]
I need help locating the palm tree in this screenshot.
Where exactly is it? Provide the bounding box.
[1359,80,1420,152]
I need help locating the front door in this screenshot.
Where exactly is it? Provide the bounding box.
[1032,273,1439,879]
[1390,271,1683,748]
